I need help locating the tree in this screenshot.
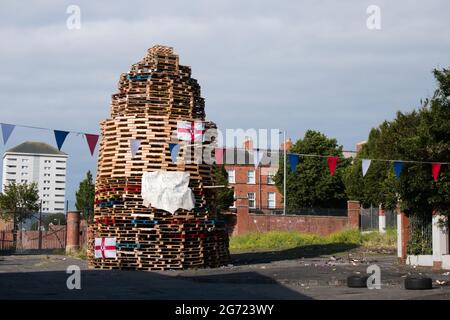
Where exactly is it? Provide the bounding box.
[274,130,351,209]
[213,164,235,214]
[31,213,67,230]
[0,182,40,246]
[75,171,95,222]
[345,68,450,214]
[344,68,450,254]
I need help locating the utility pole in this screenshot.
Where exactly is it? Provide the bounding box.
[38,199,43,250]
[280,130,287,215]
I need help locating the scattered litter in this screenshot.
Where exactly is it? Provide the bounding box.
[442,272,449,276]
[436,280,448,286]
[329,256,337,261]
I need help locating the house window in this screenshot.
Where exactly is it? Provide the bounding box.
[248,192,256,208]
[267,173,275,184]
[247,170,255,184]
[230,192,236,208]
[267,192,276,209]
[227,170,235,184]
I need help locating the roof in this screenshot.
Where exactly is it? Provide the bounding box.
[222,148,280,166]
[5,141,67,156]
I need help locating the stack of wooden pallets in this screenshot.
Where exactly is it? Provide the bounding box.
[87,45,230,271]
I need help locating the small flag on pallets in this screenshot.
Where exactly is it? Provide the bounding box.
[95,237,117,259]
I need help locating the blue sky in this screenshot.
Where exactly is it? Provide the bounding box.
[1,0,449,204]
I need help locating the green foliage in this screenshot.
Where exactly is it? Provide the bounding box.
[274,130,350,209]
[0,181,40,225]
[229,229,396,252]
[344,68,450,218]
[31,213,67,230]
[407,214,432,255]
[213,164,235,214]
[75,171,95,221]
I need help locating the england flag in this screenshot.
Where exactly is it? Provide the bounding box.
[177,121,205,142]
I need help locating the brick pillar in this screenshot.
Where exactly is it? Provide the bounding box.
[378,204,386,234]
[235,196,250,236]
[397,207,410,262]
[347,201,360,229]
[432,211,449,270]
[66,211,81,253]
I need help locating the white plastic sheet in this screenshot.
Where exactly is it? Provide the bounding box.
[141,171,195,214]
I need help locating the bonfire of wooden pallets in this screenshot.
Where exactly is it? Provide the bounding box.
[87,45,230,271]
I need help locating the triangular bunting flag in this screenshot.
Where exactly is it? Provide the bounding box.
[393,161,404,179]
[362,159,371,177]
[169,143,181,163]
[432,163,442,182]
[253,149,265,168]
[1,124,15,145]
[130,139,141,159]
[288,154,300,173]
[54,130,69,151]
[85,134,99,156]
[215,147,225,165]
[327,156,339,176]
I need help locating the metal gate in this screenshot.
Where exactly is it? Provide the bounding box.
[360,207,397,231]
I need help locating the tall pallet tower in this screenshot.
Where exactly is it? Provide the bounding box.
[88,45,230,270]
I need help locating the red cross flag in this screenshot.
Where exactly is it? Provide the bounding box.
[177,121,205,142]
[94,237,117,259]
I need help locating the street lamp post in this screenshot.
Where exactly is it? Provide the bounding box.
[283,131,287,215]
[279,130,287,215]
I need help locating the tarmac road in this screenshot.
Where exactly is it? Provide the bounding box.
[0,251,449,300]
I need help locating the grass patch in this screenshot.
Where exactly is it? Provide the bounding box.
[230,228,396,253]
[360,227,397,251]
[66,246,87,260]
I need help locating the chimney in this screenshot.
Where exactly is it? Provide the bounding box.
[281,138,293,151]
[243,136,253,151]
[356,140,367,153]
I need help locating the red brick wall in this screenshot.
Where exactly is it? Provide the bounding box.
[347,201,360,228]
[237,213,349,236]
[225,164,283,209]
[233,200,360,236]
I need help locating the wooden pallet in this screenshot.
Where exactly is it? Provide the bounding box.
[88,45,229,271]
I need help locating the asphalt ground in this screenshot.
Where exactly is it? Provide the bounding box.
[1,249,449,300]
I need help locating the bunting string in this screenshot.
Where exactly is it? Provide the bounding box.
[285,151,450,165]
[1,122,449,173]
[1,122,100,156]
